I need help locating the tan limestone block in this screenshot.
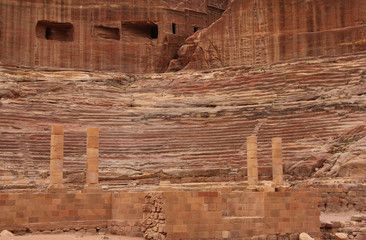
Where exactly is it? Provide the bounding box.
[248,166,258,176]
[50,146,63,159]
[222,231,230,239]
[87,159,99,172]
[248,159,258,168]
[50,171,63,184]
[272,138,282,159]
[247,142,257,150]
[247,136,257,152]
[272,150,283,160]
[87,148,99,158]
[247,152,258,162]
[247,135,258,186]
[87,136,99,148]
[87,128,99,137]
[86,171,98,185]
[272,165,283,175]
[247,150,258,157]
[50,159,63,172]
[51,135,64,147]
[272,137,282,145]
[273,174,284,185]
[248,176,258,186]
[247,136,257,143]
[51,125,64,135]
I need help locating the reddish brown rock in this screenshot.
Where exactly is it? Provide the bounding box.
[1,52,366,189]
[0,0,228,73]
[171,0,366,71]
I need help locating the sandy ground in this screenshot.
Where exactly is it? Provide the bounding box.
[0,234,144,240]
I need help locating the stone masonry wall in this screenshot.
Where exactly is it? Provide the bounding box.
[163,189,321,240]
[312,184,366,213]
[0,192,111,232]
[0,188,321,240]
[108,191,145,238]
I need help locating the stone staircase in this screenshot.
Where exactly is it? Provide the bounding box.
[0,52,366,189]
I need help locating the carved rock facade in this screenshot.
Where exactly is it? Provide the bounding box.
[0,0,228,73]
[170,0,366,71]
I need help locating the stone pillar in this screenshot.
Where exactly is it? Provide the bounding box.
[272,137,284,186]
[247,136,258,187]
[48,125,66,192]
[84,127,101,192]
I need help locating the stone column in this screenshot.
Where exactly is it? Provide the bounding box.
[247,136,258,187]
[272,137,284,186]
[48,125,65,192]
[84,127,101,192]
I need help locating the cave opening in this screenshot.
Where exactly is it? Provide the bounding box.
[172,23,176,34]
[122,22,158,39]
[36,20,74,42]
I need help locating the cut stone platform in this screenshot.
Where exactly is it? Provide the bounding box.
[0,184,321,240]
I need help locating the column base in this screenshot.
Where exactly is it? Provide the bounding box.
[82,185,103,193]
[47,185,67,193]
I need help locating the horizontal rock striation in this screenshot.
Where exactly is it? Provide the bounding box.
[0,52,366,189]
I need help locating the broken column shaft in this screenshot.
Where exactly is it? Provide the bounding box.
[48,125,65,191]
[247,136,258,186]
[272,137,284,186]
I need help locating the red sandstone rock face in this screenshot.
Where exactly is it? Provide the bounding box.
[0,0,227,73]
[170,0,366,71]
[0,53,366,190]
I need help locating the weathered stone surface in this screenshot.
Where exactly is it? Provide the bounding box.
[0,0,228,73]
[142,193,166,240]
[356,233,366,240]
[299,233,314,240]
[1,52,366,188]
[171,0,366,71]
[335,233,349,240]
[351,216,364,222]
[0,230,14,236]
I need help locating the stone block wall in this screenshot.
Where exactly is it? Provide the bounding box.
[0,188,321,239]
[164,191,224,239]
[109,192,146,238]
[263,190,321,235]
[311,184,366,213]
[163,188,321,240]
[0,192,111,231]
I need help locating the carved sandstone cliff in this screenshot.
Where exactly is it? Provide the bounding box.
[0,0,228,73]
[169,0,366,71]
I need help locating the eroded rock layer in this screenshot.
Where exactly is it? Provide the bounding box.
[0,0,228,73]
[170,0,366,71]
[0,52,366,190]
